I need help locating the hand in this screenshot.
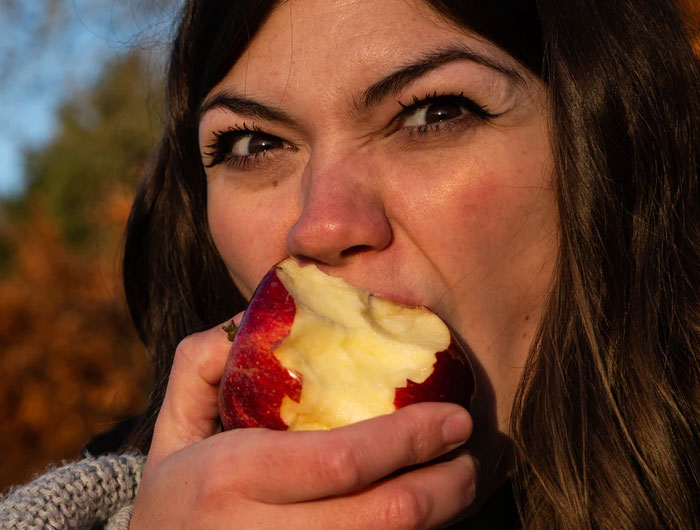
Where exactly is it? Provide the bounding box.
[129,318,477,530]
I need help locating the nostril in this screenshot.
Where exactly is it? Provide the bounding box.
[294,254,324,266]
[340,245,373,258]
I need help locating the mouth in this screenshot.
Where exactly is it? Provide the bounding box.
[363,287,425,309]
[306,262,429,310]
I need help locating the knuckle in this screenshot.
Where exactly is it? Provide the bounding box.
[194,478,222,510]
[173,335,198,368]
[173,329,227,385]
[398,408,432,464]
[381,485,430,530]
[173,332,209,374]
[148,449,238,526]
[459,456,478,503]
[313,436,362,491]
[194,460,241,512]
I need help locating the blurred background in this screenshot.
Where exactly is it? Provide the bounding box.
[0,0,181,491]
[0,0,698,494]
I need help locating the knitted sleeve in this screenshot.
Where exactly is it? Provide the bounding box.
[0,453,145,530]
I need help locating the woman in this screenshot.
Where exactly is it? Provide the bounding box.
[2,0,698,528]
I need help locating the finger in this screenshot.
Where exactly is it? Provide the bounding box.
[227,401,472,503]
[232,311,245,327]
[285,451,478,530]
[148,313,245,468]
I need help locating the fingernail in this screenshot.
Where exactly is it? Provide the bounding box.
[442,411,471,446]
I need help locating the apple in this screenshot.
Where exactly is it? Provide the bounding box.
[218,259,475,431]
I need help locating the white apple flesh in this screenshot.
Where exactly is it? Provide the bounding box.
[219,259,474,431]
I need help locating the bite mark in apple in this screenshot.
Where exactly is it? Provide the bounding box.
[218,259,475,431]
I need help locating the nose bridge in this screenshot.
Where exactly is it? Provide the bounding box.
[303,147,374,211]
[285,145,392,264]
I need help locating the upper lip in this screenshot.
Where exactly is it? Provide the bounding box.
[290,258,429,309]
[324,270,426,308]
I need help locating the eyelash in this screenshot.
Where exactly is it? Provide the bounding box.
[203,93,498,170]
[395,91,498,137]
[203,122,276,170]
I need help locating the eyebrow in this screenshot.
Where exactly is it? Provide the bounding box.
[197,44,524,125]
[358,45,524,111]
[198,93,299,127]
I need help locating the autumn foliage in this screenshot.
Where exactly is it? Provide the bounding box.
[0,52,157,491]
[0,191,149,490]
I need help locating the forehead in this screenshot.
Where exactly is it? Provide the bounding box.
[214,0,516,102]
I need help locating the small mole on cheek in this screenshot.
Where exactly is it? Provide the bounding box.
[272,180,279,187]
[525,315,530,321]
[522,333,527,339]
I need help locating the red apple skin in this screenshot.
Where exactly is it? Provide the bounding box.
[218,267,475,431]
[394,348,474,411]
[218,268,301,430]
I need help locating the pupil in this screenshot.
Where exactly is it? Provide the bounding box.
[249,135,280,154]
[425,102,462,124]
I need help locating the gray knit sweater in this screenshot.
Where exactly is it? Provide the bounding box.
[0,453,145,530]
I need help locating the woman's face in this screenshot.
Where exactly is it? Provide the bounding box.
[199,0,556,491]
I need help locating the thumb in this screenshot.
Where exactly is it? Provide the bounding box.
[146,311,245,468]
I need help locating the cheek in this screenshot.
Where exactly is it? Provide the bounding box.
[454,171,557,295]
[391,133,557,339]
[207,199,255,298]
[207,182,293,299]
[398,143,554,257]
[456,162,553,247]
[398,143,557,436]
[458,174,556,354]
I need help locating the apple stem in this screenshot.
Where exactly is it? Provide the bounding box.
[223,320,238,342]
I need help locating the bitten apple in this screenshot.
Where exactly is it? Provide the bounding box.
[218,259,475,431]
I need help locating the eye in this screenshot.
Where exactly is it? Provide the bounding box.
[204,124,293,169]
[230,133,285,157]
[403,99,467,127]
[396,93,498,135]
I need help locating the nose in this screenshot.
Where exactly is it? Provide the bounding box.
[285,152,392,266]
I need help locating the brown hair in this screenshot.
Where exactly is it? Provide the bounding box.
[511,1,700,527]
[121,0,700,527]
